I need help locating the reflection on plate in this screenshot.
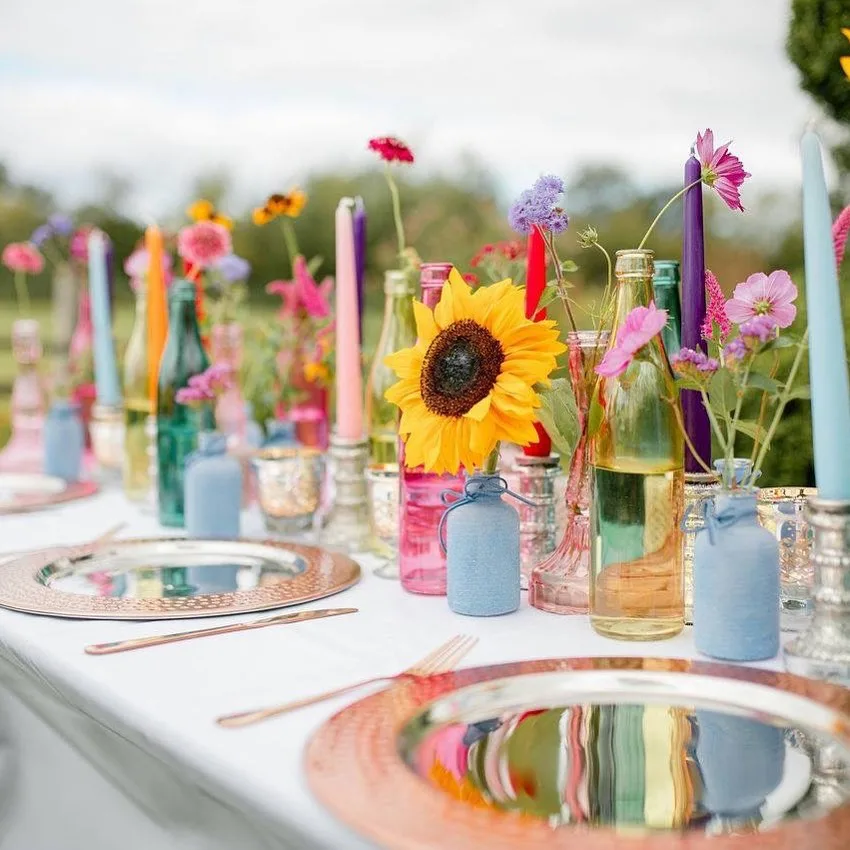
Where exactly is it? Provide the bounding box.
[0,538,360,620]
[0,475,97,514]
[307,658,850,849]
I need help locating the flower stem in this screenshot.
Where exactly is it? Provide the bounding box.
[665,394,713,474]
[281,220,299,276]
[749,350,779,465]
[541,230,579,335]
[699,387,728,455]
[638,179,702,250]
[385,165,406,261]
[753,329,808,475]
[484,443,501,475]
[14,271,30,317]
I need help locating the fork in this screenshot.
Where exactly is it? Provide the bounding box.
[216,634,478,728]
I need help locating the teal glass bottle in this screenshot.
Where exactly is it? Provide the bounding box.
[156,279,213,527]
[651,260,682,359]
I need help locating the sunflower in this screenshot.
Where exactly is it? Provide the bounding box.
[385,269,565,474]
[187,198,233,230]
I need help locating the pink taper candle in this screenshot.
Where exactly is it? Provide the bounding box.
[334,199,364,439]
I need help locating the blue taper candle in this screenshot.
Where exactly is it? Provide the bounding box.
[87,229,122,407]
[801,131,850,500]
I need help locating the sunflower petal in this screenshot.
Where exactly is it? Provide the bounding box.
[413,299,438,344]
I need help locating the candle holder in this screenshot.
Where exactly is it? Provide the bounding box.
[784,497,850,686]
[512,455,559,588]
[254,447,325,534]
[322,434,370,554]
[89,403,125,484]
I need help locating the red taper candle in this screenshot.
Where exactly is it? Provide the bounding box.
[524,225,552,456]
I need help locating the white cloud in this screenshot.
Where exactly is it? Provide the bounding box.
[0,0,813,218]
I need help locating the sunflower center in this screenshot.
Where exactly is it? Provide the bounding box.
[421,319,504,418]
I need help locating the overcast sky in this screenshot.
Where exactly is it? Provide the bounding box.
[0,0,815,219]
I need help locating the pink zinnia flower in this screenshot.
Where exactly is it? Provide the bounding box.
[368,136,414,164]
[596,302,669,377]
[701,268,731,340]
[833,205,850,270]
[177,221,232,268]
[695,129,751,213]
[724,270,797,328]
[2,242,44,274]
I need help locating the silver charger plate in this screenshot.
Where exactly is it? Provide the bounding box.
[0,538,361,620]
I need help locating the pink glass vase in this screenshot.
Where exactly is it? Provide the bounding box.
[529,329,609,614]
[0,320,46,473]
[69,289,96,450]
[398,262,464,595]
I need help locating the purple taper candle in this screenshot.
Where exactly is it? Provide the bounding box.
[353,196,367,343]
[681,152,711,472]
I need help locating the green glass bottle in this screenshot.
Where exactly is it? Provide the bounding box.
[156,279,213,527]
[589,249,684,641]
[652,260,682,359]
[364,269,417,464]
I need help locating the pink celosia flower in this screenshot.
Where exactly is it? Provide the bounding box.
[724,270,797,328]
[596,302,669,377]
[266,255,332,318]
[174,385,209,406]
[177,221,232,268]
[701,268,731,340]
[124,247,174,290]
[2,242,44,274]
[176,365,233,406]
[70,227,91,261]
[694,129,751,212]
[833,205,850,270]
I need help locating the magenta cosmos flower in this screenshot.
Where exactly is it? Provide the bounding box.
[2,242,44,274]
[724,270,797,328]
[695,129,751,212]
[596,302,669,377]
[177,221,232,268]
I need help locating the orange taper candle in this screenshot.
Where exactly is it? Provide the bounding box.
[145,225,168,408]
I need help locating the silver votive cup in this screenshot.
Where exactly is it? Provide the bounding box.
[366,463,399,579]
[683,472,720,625]
[321,434,370,553]
[512,455,560,589]
[784,497,850,687]
[253,447,325,534]
[89,403,125,484]
[758,487,816,632]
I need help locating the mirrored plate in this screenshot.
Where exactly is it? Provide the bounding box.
[0,474,98,515]
[0,538,360,619]
[306,658,850,849]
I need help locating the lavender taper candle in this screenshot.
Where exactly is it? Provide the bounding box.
[353,196,367,343]
[681,154,711,472]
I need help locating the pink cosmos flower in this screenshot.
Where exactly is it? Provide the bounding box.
[266,255,332,319]
[596,302,669,377]
[724,270,797,328]
[701,268,731,340]
[833,205,850,270]
[2,242,44,274]
[177,221,232,269]
[694,129,751,212]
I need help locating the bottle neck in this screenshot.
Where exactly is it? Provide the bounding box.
[421,282,444,310]
[170,298,203,348]
[612,274,652,328]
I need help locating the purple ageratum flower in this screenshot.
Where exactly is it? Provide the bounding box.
[213,253,251,283]
[739,314,778,346]
[670,347,720,380]
[47,213,74,236]
[30,224,53,247]
[508,174,569,236]
[723,337,748,364]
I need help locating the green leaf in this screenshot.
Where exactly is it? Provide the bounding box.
[535,379,580,460]
[760,334,795,351]
[560,260,579,274]
[307,255,324,276]
[744,372,780,395]
[535,287,561,311]
[547,276,573,289]
[785,385,811,401]
[708,369,737,412]
[674,376,705,393]
[734,419,766,441]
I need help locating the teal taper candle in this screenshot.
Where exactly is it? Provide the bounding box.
[801,131,850,500]
[87,229,122,407]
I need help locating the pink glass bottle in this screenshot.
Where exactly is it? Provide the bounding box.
[0,320,46,473]
[398,263,464,595]
[69,288,96,459]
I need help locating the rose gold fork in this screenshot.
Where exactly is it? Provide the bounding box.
[216,634,477,728]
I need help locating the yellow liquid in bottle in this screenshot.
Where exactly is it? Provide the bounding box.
[123,396,152,501]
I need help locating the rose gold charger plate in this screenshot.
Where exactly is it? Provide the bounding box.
[0,474,98,515]
[306,657,850,849]
[0,538,360,620]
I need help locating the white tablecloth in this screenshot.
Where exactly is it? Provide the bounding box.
[0,492,784,850]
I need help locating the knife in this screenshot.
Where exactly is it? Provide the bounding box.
[84,607,358,655]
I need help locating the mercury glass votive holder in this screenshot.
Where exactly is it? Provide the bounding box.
[253,447,324,534]
[89,402,125,484]
[683,472,720,625]
[758,487,816,632]
[366,463,400,579]
[512,455,560,589]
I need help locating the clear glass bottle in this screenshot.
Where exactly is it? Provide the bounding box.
[589,249,684,640]
[156,280,213,527]
[365,269,417,464]
[398,262,464,595]
[123,284,152,501]
[211,323,246,447]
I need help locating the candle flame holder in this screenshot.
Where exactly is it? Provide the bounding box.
[89,403,125,484]
[322,434,370,554]
[784,497,850,687]
[253,447,324,534]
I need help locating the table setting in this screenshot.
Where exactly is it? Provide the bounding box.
[0,120,849,850]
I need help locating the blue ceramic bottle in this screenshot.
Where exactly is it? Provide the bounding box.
[244,403,263,450]
[43,400,84,482]
[443,475,521,616]
[693,491,780,661]
[263,419,297,449]
[184,432,242,539]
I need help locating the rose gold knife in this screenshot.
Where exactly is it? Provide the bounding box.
[84,607,358,655]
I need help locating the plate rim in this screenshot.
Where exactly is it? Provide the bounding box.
[0,478,98,515]
[0,536,361,620]
[305,656,850,850]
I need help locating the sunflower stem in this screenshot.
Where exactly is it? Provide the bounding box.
[638,179,702,250]
[483,443,501,475]
[385,165,406,262]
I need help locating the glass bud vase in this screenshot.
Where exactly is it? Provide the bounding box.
[529,330,609,614]
[122,283,151,501]
[589,249,685,641]
[211,323,246,447]
[69,288,96,450]
[365,269,417,465]
[0,320,46,473]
